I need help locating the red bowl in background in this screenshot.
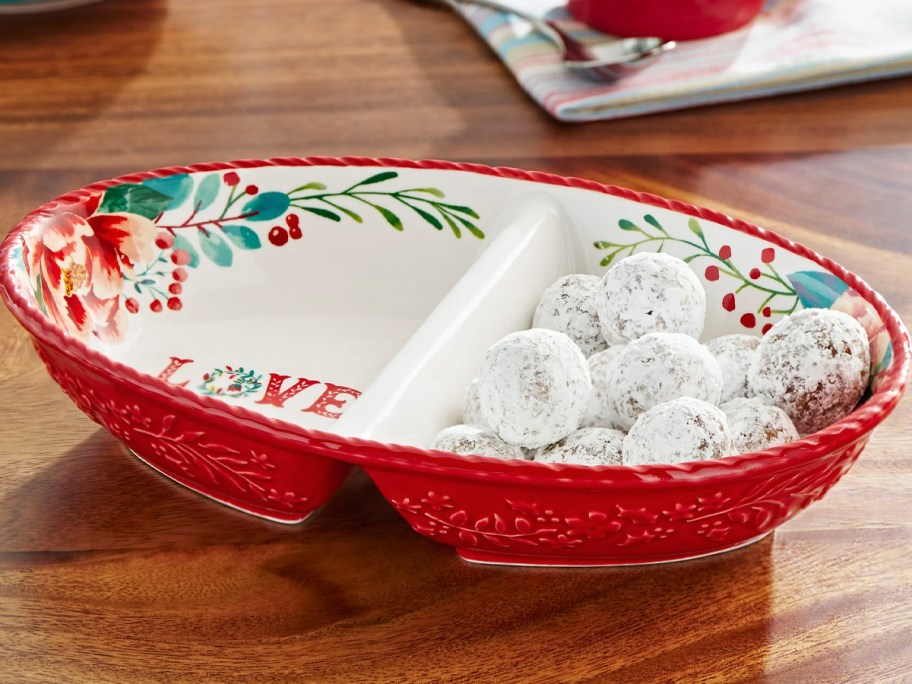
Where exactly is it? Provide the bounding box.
[568,0,766,41]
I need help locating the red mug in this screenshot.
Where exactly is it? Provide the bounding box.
[567,0,766,41]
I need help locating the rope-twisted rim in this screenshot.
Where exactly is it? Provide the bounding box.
[1,155,909,489]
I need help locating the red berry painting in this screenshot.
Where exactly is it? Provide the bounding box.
[17,170,481,343]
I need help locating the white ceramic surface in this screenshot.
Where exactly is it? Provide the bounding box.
[337,192,572,446]
[8,162,898,450]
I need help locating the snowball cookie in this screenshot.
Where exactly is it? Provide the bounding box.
[721,397,800,454]
[477,329,591,449]
[536,427,625,466]
[532,274,608,357]
[596,252,706,346]
[748,308,870,434]
[430,424,526,460]
[623,397,735,466]
[608,332,724,431]
[706,334,761,403]
[463,378,487,427]
[581,345,626,429]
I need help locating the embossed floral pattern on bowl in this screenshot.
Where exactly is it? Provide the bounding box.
[1,157,908,564]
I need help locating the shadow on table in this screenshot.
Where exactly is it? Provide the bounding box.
[0,426,774,677]
[0,429,304,552]
[0,428,415,553]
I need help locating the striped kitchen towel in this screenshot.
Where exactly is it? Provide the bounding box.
[460,0,912,121]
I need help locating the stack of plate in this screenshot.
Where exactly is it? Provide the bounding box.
[0,0,102,14]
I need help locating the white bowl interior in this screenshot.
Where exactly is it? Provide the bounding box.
[8,164,896,446]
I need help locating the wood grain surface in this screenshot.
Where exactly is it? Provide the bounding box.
[1,1,911,682]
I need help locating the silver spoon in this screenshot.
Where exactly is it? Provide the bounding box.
[424,0,675,79]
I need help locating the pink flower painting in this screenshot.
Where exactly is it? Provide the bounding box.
[22,198,157,343]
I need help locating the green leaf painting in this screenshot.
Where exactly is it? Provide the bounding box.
[102,169,484,315]
[787,271,849,310]
[142,174,193,211]
[374,205,403,231]
[300,207,341,222]
[194,174,221,212]
[199,231,233,267]
[243,192,291,221]
[356,171,399,186]
[171,233,200,268]
[221,225,262,250]
[99,184,173,220]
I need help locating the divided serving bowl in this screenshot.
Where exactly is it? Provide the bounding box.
[1,157,908,566]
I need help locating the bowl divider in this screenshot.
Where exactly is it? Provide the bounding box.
[335,192,574,449]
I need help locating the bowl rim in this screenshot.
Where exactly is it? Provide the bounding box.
[1,155,909,488]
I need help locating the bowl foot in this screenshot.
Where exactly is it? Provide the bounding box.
[455,531,773,567]
[129,448,316,524]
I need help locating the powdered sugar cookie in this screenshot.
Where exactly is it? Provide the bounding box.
[463,377,487,427]
[721,397,799,454]
[536,427,625,466]
[608,332,724,431]
[581,344,626,429]
[533,274,608,356]
[706,334,761,403]
[478,329,591,448]
[597,253,706,346]
[748,308,870,434]
[623,397,735,466]
[430,424,526,460]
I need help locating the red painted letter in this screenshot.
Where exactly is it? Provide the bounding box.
[303,383,361,419]
[255,374,320,408]
[157,357,194,388]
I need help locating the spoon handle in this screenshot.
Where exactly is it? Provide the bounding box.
[417,0,675,77]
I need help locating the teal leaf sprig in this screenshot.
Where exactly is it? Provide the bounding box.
[102,170,484,272]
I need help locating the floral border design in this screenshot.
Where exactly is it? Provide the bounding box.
[595,213,894,381]
[17,170,483,343]
[596,214,799,333]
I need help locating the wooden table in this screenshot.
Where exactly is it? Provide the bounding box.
[1,1,910,681]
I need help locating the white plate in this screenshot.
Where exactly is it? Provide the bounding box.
[0,0,104,14]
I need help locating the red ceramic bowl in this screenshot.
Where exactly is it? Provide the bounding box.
[1,157,908,566]
[568,0,766,41]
